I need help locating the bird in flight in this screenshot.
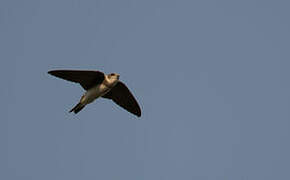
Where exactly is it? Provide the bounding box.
[48,70,141,117]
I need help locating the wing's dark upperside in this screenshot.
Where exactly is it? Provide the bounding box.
[48,70,105,90]
[102,81,141,117]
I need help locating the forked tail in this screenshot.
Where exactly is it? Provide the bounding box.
[69,103,85,114]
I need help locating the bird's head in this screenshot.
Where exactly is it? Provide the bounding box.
[105,73,120,87]
[108,73,120,80]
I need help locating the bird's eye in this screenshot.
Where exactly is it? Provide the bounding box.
[110,73,115,76]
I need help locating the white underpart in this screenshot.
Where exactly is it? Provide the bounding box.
[80,74,119,105]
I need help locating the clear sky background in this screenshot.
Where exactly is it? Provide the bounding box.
[1,0,290,179]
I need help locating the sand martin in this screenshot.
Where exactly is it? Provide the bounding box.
[48,70,141,117]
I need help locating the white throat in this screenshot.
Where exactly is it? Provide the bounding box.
[104,74,119,88]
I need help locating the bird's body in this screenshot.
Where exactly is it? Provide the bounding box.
[79,74,118,105]
[81,84,108,104]
[48,70,141,117]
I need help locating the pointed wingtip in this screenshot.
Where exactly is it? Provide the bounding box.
[48,70,63,75]
[47,70,54,75]
[136,111,141,117]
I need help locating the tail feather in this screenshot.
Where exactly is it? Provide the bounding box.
[70,103,85,114]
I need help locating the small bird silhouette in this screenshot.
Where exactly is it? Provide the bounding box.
[48,70,141,117]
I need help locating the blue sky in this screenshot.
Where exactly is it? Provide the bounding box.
[1,0,290,179]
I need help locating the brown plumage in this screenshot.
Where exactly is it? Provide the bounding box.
[48,70,141,117]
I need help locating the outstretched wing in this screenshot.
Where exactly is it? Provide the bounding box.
[48,70,105,90]
[102,81,141,117]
